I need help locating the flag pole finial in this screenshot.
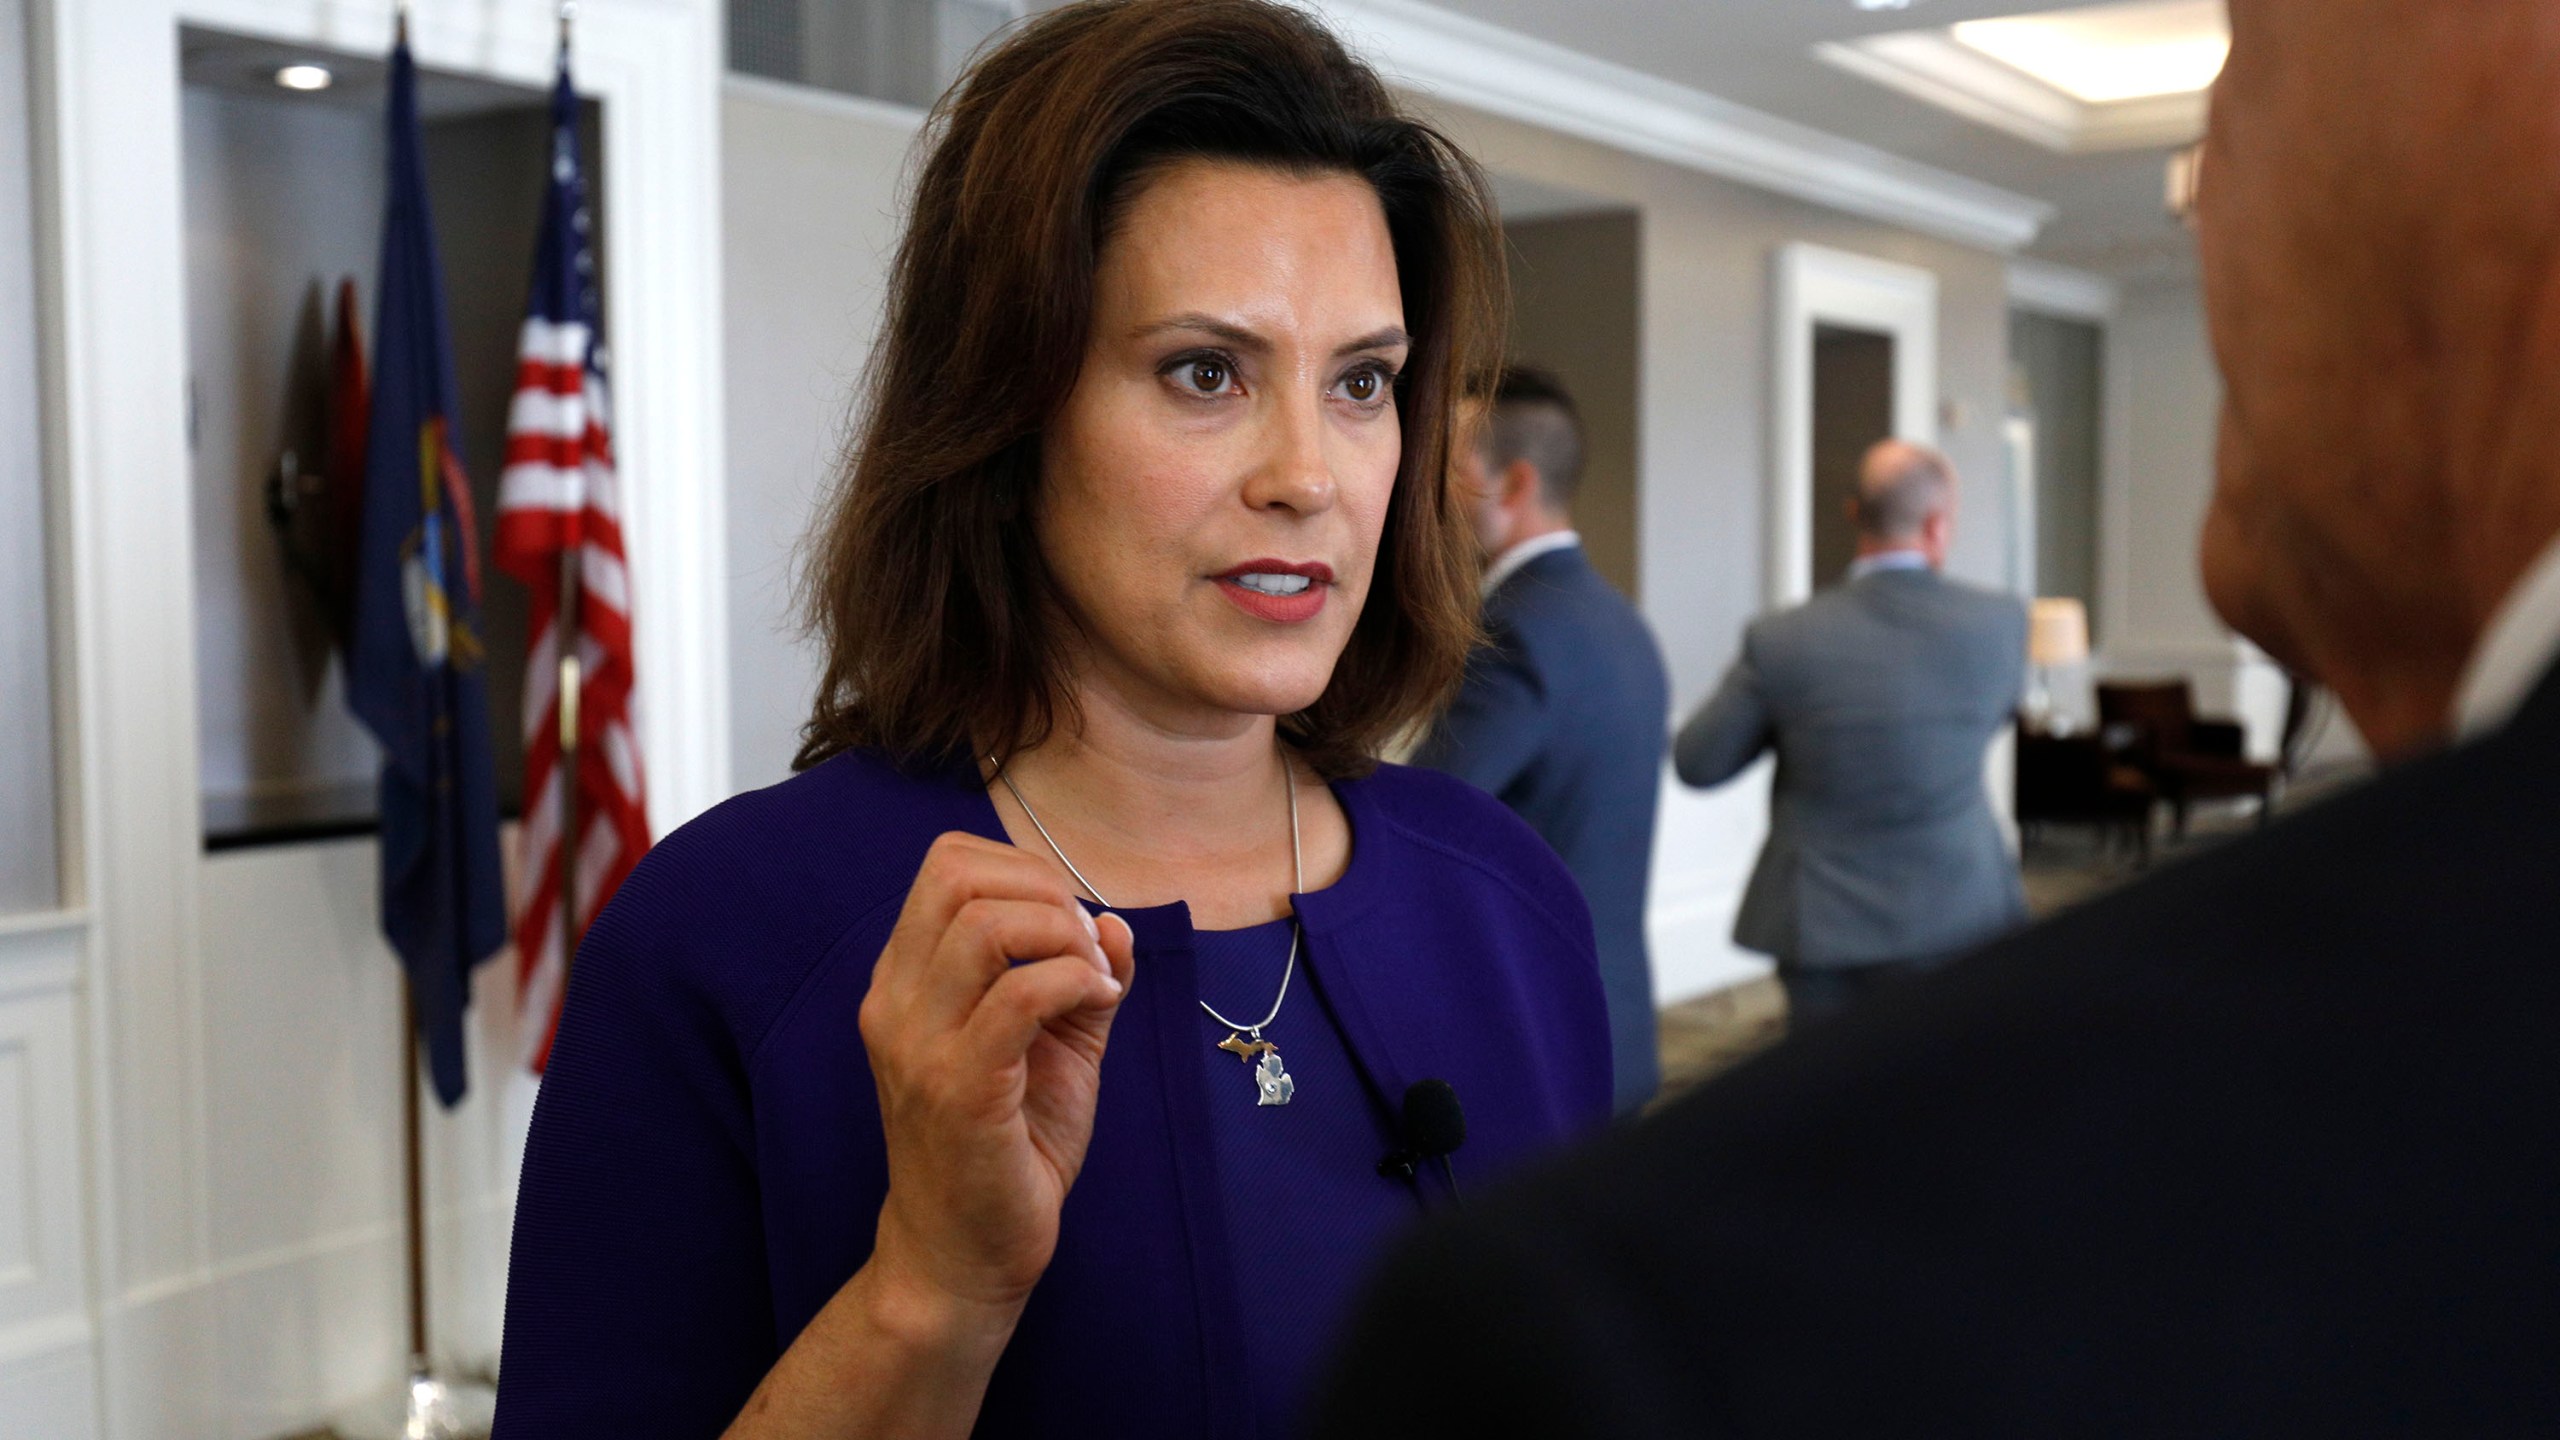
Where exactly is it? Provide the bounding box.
[394,2,409,46]
[559,1,576,54]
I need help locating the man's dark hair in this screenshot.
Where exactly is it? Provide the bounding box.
[1480,363,1585,508]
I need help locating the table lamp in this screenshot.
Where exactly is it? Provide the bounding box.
[2026,597,2090,731]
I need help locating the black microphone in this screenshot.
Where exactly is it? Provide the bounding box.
[1377,1078,1467,1203]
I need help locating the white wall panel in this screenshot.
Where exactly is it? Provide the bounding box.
[0,917,96,1433]
[721,77,920,791]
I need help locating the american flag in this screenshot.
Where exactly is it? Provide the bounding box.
[494,56,648,1072]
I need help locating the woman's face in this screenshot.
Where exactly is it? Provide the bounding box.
[1038,158,1409,733]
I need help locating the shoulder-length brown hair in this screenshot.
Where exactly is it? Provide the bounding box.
[795,0,1505,778]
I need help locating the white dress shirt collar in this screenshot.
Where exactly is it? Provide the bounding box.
[1847,547,1932,583]
[2454,531,2560,739]
[1482,530,1582,599]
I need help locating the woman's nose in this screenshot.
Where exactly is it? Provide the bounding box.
[1242,392,1338,516]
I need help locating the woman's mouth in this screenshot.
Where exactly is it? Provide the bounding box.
[1213,560,1332,624]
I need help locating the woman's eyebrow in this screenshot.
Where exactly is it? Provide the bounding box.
[1132,316,1411,360]
[1135,313,1267,350]
[1334,326,1411,359]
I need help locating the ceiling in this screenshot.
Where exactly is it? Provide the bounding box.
[1427,0,2210,281]
[180,27,549,122]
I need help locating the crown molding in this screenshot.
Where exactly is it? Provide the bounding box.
[2007,258,2120,321]
[1303,0,2053,253]
[1816,32,2206,155]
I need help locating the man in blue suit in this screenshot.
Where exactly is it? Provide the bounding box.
[1416,366,1670,1114]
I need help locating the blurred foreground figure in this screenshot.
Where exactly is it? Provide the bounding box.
[1416,366,1670,1112]
[1674,439,2025,1028]
[1312,1,2560,1432]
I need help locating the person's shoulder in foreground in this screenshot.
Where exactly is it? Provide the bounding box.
[1308,680,2560,1438]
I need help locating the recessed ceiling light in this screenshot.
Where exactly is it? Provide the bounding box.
[275,64,334,92]
[1854,0,1918,10]
[1950,0,2227,104]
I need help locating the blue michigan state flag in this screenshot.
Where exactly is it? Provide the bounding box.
[347,34,507,1108]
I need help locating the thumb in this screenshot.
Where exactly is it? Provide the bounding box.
[1093,912,1137,1003]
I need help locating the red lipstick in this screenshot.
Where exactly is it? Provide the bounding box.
[1211,559,1333,624]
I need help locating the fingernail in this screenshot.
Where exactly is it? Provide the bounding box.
[1077,905,1099,942]
[1100,974,1125,998]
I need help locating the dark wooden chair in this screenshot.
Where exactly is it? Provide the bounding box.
[2015,720,2160,866]
[2097,679,2283,838]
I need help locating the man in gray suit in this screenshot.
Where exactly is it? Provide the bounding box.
[1674,440,2026,1025]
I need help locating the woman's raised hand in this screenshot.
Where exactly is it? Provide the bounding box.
[860,831,1138,1320]
[721,836,1137,1437]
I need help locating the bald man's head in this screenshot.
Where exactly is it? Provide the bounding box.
[1853,440,1954,543]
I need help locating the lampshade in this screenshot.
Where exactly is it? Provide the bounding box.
[2028,597,2090,667]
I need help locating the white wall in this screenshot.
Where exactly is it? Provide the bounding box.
[721,79,920,793]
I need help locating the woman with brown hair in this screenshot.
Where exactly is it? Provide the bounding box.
[492,2,1610,1434]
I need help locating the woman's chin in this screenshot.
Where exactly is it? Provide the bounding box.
[1169,664,1335,724]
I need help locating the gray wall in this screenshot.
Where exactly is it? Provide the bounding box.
[2011,308,2102,626]
[721,82,916,792]
[183,86,387,830]
[2104,279,2223,656]
[1423,102,2018,710]
[0,0,58,910]
[1505,210,1640,598]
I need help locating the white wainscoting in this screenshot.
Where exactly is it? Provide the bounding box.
[0,913,100,1436]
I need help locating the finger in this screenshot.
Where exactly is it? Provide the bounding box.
[915,896,1105,1030]
[957,953,1126,1068]
[883,834,1084,988]
[903,833,1082,929]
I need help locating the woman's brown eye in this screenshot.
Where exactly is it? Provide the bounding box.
[1186,360,1227,392]
[1346,370,1378,402]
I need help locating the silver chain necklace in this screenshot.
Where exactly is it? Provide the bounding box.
[993,747,1303,1107]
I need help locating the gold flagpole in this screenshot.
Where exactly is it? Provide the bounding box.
[401,980,428,1375]
[555,0,586,1012]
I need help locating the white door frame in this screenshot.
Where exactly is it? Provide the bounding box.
[1767,242,1939,607]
